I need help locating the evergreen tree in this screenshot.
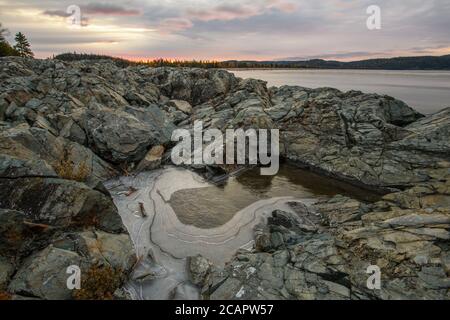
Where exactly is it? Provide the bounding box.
[0,22,8,42]
[0,41,19,57]
[13,32,33,57]
[0,22,19,57]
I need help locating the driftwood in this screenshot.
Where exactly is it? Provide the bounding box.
[23,220,52,230]
[138,202,147,218]
[117,186,138,197]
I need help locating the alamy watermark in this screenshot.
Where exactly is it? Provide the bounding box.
[66,265,81,290]
[66,5,82,28]
[171,121,280,176]
[366,265,381,290]
[366,5,381,30]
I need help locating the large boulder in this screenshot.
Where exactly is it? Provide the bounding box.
[0,124,116,182]
[142,67,238,105]
[8,230,136,300]
[276,86,448,190]
[78,103,174,164]
[0,177,125,233]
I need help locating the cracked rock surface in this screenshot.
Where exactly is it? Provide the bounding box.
[0,57,449,299]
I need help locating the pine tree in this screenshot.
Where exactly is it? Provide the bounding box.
[13,32,34,58]
[0,22,7,42]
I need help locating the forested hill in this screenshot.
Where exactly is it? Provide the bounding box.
[223,55,450,70]
[54,53,450,70]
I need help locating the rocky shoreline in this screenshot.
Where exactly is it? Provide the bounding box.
[0,57,449,300]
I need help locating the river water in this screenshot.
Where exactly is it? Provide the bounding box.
[106,165,376,300]
[230,69,450,115]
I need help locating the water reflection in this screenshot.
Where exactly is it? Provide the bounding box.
[169,164,379,229]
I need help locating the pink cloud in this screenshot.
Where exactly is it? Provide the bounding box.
[159,18,194,33]
[81,4,141,16]
[266,0,298,13]
[186,0,297,22]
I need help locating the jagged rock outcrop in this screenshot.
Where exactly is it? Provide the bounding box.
[0,56,449,300]
[270,86,448,191]
[203,179,450,300]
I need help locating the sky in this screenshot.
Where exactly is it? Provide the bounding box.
[0,0,449,61]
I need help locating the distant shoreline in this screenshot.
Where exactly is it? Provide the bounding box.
[225,67,450,72]
[51,52,450,71]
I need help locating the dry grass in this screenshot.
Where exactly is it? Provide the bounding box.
[72,264,123,300]
[54,156,90,182]
[119,163,131,176]
[0,291,12,300]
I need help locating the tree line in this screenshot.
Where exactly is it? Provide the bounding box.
[54,53,224,68]
[54,53,450,70]
[0,22,34,58]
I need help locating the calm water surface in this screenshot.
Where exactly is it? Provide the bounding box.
[231,69,450,114]
[170,164,378,229]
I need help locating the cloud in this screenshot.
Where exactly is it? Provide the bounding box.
[277,45,450,62]
[3,0,450,60]
[278,51,380,61]
[33,36,121,45]
[42,8,90,26]
[81,3,141,16]
[41,3,141,27]
[187,4,261,21]
[159,18,194,33]
[42,9,70,18]
[186,0,297,22]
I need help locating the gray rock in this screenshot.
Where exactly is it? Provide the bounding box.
[188,255,212,287]
[167,100,193,114]
[79,103,174,164]
[1,57,450,300]
[0,124,116,181]
[7,228,136,300]
[0,256,14,290]
[136,145,165,172]
[8,245,83,300]
[0,177,125,233]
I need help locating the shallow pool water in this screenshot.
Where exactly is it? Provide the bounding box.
[170,164,377,229]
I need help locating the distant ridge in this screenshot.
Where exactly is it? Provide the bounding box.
[54,53,450,70]
[223,55,450,70]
